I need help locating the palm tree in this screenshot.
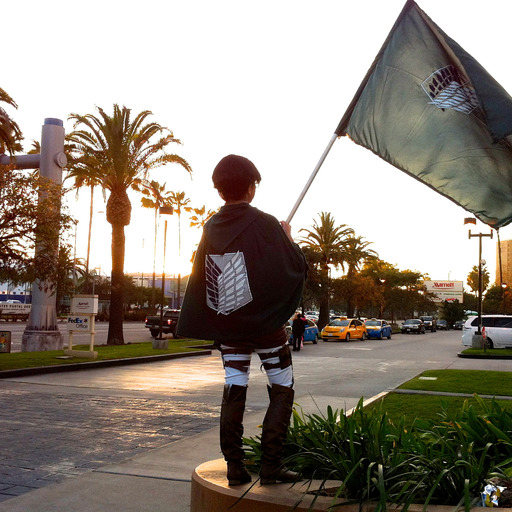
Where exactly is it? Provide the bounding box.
[188,205,218,263]
[67,105,192,344]
[65,155,106,289]
[188,205,218,229]
[0,87,23,155]
[299,212,354,328]
[343,235,378,317]
[140,180,173,310]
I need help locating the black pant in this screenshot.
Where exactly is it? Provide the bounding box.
[292,333,302,351]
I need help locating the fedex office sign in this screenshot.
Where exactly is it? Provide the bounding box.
[424,280,463,303]
[67,316,91,332]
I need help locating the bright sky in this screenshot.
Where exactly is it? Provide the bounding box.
[3,0,511,285]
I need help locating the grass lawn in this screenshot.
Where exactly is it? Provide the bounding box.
[367,369,512,424]
[397,368,512,395]
[461,347,512,356]
[0,339,211,371]
[370,393,512,424]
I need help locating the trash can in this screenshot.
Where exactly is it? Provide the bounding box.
[0,331,11,353]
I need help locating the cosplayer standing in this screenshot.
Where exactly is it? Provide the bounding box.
[177,155,307,486]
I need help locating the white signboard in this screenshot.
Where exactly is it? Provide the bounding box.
[71,295,98,314]
[424,280,463,303]
[0,303,31,315]
[67,316,92,332]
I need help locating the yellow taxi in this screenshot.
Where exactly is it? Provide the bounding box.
[320,318,367,342]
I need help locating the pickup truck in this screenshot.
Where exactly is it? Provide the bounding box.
[419,315,437,332]
[144,309,180,339]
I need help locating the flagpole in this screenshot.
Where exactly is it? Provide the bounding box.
[286,133,338,224]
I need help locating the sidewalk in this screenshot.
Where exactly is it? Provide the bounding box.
[0,391,366,512]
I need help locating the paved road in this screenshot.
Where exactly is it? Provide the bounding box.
[0,329,510,503]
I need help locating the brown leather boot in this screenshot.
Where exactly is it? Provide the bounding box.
[220,384,252,486]
[259,384,300,485]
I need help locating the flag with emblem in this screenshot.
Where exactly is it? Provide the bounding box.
[336,0,512,228]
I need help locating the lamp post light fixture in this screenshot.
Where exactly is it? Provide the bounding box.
[464,217,493,350]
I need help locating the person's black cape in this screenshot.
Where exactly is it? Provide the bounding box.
[177,203,307,343]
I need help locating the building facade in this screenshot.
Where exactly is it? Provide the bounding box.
[496,239,512,286]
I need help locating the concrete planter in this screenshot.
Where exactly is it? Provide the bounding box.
[191,459,509,512]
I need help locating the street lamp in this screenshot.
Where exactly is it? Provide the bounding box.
[72,219,79,293]
[157,206,173,341]
[465,218,493,350]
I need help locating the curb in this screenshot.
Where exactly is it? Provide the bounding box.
[0,348,212,379]
[391,388,512,401]
[457,351,512,359]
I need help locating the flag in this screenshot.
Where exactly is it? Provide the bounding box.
[336,0,512,228]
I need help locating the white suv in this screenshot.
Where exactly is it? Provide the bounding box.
[461,315,512,349]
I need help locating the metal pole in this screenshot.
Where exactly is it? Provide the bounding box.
[286,133,338,224]
[477,235,483,336]
[158,220,168,340]
[468,229,493,351]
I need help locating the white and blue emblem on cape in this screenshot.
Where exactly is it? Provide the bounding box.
[205,252,253,315]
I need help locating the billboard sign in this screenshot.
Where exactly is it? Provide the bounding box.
[424,281,463,303]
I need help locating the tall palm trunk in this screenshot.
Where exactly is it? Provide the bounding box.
[346,267,356,318]
[318,265,330,330]
[108,221,126,344]
[85,184,94,290]
[151,207,158,312]
[106,188,131,345]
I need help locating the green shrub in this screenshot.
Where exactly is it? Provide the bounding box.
[244,396,512,511]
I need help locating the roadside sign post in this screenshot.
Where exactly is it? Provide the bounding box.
[65,295,98,359]
[0,331,11,353]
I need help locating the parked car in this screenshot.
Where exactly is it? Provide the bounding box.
[321,318,367,342]
[287,318,319,344]
[453,320,464,330]
[437,319,449,330]
[461,315,512,349]
[401,319,426,334]
[364,319,392,339]
[419,316,437,332]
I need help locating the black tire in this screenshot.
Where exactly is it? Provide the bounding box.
[345,333,350,342]
[313,334,318,344]
[378,332,383,340]
[361,332,367,341]
[150,329,160,339]
[486,338,494,349]
[387,332,392,340]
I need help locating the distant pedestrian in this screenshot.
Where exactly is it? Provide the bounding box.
[177,155,307,486]
[291,312,305,351]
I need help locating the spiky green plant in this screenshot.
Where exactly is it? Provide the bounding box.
[244,396,512,511]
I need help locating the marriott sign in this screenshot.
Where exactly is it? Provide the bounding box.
[424,281,463,303]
